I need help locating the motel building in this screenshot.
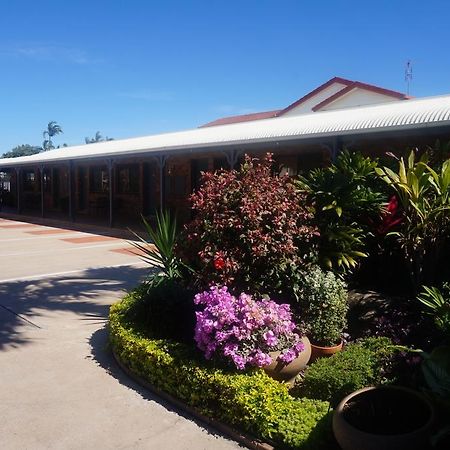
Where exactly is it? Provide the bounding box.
[1,77,450,228]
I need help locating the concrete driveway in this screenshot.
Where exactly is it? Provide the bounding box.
[0,218,240,449]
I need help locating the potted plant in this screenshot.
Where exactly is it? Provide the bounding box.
[194,286,311,383]
[294,266,348,361]
[333,385,435,450]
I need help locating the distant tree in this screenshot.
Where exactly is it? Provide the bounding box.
[85,131,114,144]
[2,144,42,158]
[43,121,63,150]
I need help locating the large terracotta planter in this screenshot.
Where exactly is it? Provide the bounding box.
[310,340,343,362]
[333,386,435,450]
[263,336,311,384]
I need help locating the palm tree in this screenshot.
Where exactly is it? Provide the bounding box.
[43,121,63,151]
[85,131,114,144]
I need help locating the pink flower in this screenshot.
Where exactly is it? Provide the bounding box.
[263,330,278,347]
[193,286,304,370]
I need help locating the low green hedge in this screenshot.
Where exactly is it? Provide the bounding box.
[297,337,398,406]
[109,290,334,449]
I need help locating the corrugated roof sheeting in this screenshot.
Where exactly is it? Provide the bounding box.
[2,94,450,167]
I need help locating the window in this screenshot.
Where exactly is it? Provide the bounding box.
[117,165,139,194]
[90,166,109,193]
[23,170,36,191]
[43,171,52,192]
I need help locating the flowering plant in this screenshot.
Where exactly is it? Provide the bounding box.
[194,286,305,370]
[180,153,317,297]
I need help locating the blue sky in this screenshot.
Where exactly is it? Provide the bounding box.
[1,0,449,154]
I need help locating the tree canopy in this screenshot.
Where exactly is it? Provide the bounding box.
[43,121,63,151]
[2,144,42,159]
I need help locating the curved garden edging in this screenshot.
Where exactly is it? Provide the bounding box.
[111,348,273,450]
[109,292,334,450]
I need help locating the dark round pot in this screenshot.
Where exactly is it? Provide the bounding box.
[263,336,311,384]
[333,386,435,450]
[310,340,343,362]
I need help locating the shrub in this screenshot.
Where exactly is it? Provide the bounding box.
[194,286,305,369]
[109,291,333,449]
[376,151,450,290]
[180,153,318,299]
[125,278,196,344]
[418,283,450,335]
[294,266,348,346]
[297,150,386,273]
[297,337,399,406]
[130,210,187,282]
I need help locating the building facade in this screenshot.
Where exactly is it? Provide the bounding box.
[1,78,450,227]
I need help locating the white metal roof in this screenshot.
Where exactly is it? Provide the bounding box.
[2,93,450,168]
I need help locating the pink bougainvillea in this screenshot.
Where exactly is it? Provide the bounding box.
[194,285,305,370]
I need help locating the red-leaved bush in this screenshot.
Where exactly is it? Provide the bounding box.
[180,154,318,298]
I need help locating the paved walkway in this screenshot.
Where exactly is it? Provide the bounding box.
[0,218,241,449]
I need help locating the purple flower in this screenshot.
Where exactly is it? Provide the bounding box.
[193,286,304,370]
[263,330,278,347]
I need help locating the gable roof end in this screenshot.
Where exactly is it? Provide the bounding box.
[276,76,353,116]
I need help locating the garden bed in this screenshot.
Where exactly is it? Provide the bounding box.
[109,290,335,450]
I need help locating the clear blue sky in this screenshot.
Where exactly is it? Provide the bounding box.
[1,0,449,154]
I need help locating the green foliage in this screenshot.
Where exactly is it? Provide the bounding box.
[85,131,113,144]
[42,120,63,151]
[131,210,187,282]
[298,337,398,407]
[418,283,450,334]
[293,266,348,346]
[298,150,386,273]
[126,278,196,344]
[2,144,42,158]
[376,151,450,289]
[109,292,333,449]
[421,346,450,402]
[421,346,450,447]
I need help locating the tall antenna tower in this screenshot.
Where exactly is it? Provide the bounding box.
[405,60,413,95]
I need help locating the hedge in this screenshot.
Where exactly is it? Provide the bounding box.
[297,337,398,406]
[109,290,334,449]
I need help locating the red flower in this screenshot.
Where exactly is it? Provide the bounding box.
[214,256,226,270]
[378,196,403,234]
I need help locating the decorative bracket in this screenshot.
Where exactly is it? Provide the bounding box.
[223,149,242,169]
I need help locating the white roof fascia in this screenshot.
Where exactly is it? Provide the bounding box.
[1,94,450,168]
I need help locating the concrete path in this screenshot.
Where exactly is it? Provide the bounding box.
[0,218,241,449]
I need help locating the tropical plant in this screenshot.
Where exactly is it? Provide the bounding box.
[42,121,63,151]
[85,131,113,144]
[194,286,305,370]
[376,150,450,289]
[181,153,318,298]
[418,283,450,334]
[130,210,186,283]
[298,150,386,272]
[293,266,348,346]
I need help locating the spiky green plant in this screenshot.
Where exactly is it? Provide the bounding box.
[418,283,450,333]
[130,210,184,281]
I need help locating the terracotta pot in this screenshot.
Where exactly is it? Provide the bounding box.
[333,386,435,450]
[263,336,311,384]
[310,340,343,362]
